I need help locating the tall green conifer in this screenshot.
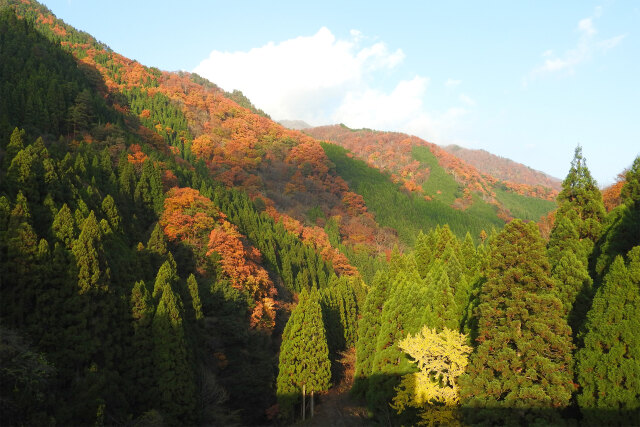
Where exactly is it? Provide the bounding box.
[460,220,574,424]
[576,247,640,425]
[276,288,331,420]
[152,278,196,423]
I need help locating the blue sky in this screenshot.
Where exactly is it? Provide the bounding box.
[41,1,639,186]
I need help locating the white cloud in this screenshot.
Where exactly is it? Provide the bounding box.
[578,18,596,36]
[525,7,624,84]
[193,27,474,144]
[598,35,625,50]
[459,94,476,106]
[445,78,461,87]
[193,27,404,122]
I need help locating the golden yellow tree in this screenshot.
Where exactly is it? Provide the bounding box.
[392,327,472,426]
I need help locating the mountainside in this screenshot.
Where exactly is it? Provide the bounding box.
[305,124,557,223]
[3,1,638,426]
[443,144,562,191]
[0,1,363,424]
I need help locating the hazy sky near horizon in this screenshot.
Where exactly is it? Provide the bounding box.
[41,0,639,185]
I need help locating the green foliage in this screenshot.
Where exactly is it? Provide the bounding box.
[322,142,503,246]
[547,148,605,334]
[493,186,556,221]
[412,145,461,205]
[277,288,331,420]
[186,274,203,321]
[224,89,271,119]
[320,275,358,359]
[576,248,640,425]
[128,280,156,411]
[367,270,430,415]
[593,156,640,279]
[0,325,55,426]
[459,220,574,424]
[555,145,606,243]
[353,271,391,397]
[152,275,197,423]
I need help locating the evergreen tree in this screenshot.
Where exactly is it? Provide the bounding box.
[186,274,203,321]
[147,222,168,256]
[594,156,640,278]
[129,280,156,412]
[552,250,592,328]
[152,276,197,423]
[4,127,25,168]
[276,288,331,420]
[101,194,121,233]
[423,262,458,331]
[576,248,640,426]
[553,145,605,244]
[52,203,76,248]
[2,193,38,327]
[367,271,430,416]
[353,271,391,397]
[152,254,178,301]
[459,220,574,424]
[73,211,109,295]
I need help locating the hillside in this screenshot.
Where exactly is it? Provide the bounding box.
[305,124,557,223]
[443,144,562,191]
[0,1,361,424]
[2,1,639,426]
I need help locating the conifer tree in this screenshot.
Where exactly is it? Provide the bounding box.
[460,231,479,278]
[152,277,196,423]
[4,127,25,167]
[152,254,178,301]
[71,211,122,370]
[186,274,203,321]
[129,280,156,411]
[368,271,430,414]
[2,193,38,327]
[423,262,458,331]
[101,195,121,233]
[147,222,168,256]
[353,271,391,397]
[576,248,640,425]
[459,220,574,424]
[73,211,110,295]
[552,250,593,327]
[414,230,435,279]
[52,203,76,248]
[276,288,331,420]
[594,156,640,278]
[552,145,605,245]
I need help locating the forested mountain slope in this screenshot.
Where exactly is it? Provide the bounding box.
[444,144,562,191]
[305,124,558,223]
[1,1,639,426]
[0,1,362,424]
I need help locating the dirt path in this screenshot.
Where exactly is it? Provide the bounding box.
[305,349,372,426]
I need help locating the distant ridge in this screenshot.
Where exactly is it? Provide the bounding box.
[443,145,562,191]
[278,119,312,130]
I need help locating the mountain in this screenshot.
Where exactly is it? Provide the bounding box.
[5,1,637,426]
[278,119,312,130]
[304,124,557,224]
[0,1,358,424]
[443,144,562,191]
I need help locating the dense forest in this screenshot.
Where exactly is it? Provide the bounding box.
[0,1,638,426]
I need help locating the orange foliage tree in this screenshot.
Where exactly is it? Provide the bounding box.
[207,221,277,328]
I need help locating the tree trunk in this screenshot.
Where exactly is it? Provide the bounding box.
[311,390,314,418]
[302,384,306,421]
